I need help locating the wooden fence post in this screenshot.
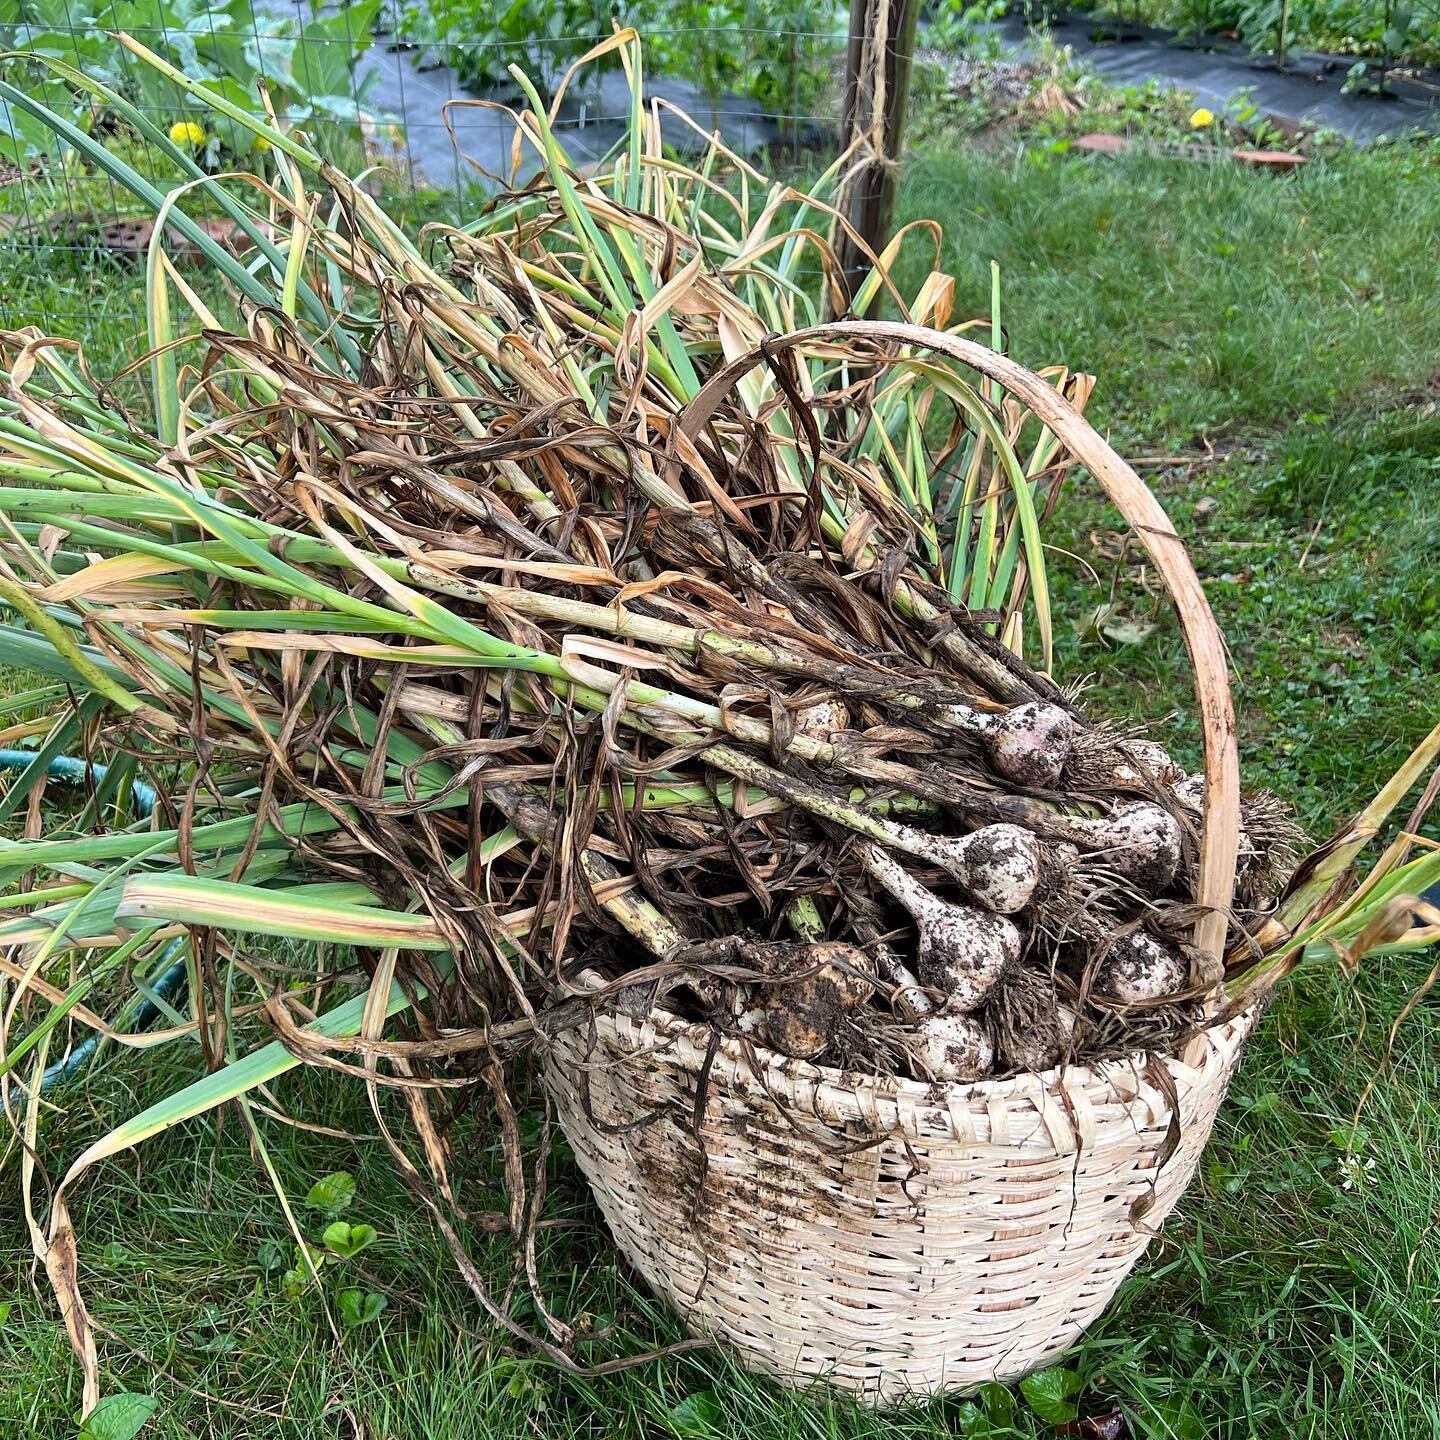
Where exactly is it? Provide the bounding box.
[834,0,920,311]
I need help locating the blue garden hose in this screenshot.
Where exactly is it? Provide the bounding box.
[0,747,158,818]
[0,748,187,1094]
[35,936,191,1093]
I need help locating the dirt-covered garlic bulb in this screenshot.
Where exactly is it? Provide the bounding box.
[1172,772,1253,853]
[1094,932,1189,1004]
[996,1000,1079,1073]
[919,907,1022,1011]
[937,700,1074,789]
[1103,738,1186,788]
[863,847,1021,1012]
[908,1012,994,1082]
[760,941,875,1059]
[1170,773,1302,907]
[1172,773,1205,813]
[1065,802,1183,892]
[928,822,1049,914]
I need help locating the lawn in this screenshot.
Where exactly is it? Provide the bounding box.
[2,137,1439,1439]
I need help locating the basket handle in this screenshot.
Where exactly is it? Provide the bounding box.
[674,320,1238,969]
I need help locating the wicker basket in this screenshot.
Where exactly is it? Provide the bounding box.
[544,323,1251,1403]
[544,1007,1252,1402]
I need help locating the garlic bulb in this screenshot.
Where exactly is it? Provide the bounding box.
[938,700,1074,789]
[761,940,874,1059]
[1095,932,1189,1004]
[1065,802,1183,891]
[928,822,1047,914]
[909,1012,994,1082]
[863,846,1020,1012]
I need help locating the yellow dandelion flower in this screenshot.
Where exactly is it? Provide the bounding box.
[1188,107,1216,128]
[169,120,207,147]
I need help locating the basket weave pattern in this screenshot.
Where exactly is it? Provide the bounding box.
[545,1009,1253,1401]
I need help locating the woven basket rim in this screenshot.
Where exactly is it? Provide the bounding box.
[570,998,1257,1139]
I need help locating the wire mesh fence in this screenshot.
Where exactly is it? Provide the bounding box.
[10,0,1434,343]
[0,0,856,337]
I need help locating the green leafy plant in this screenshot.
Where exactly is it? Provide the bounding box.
[1167,0,1245,40]
[1223,86,1289,147]
[0,0,385,168]
[1019,1365,1083,1424]
[927,0,1008,54]
[733,0,843,126]
[647,0,750,125]
[1078,0,1439,64]
[953,1380,1019,1434]
[664,1390,723,1436]
[323,1220,379,1258]
[397,0,841,132]
[400,0,619,92]
[336,1287,388,1328]
[255,1236,289,1272]
[75,1393,156,1440]
[306,1171,358,1216]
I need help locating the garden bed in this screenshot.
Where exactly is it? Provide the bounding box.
[983,4,1440,138]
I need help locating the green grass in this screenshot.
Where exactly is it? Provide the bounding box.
[898,142,1440,446]
[1048,404,1440,829]
[3,140,1439,1438]
[0,242,152,378]
[898,143,1440,826]
[6,980,1435,1440]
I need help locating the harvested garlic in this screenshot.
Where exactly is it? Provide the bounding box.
[909,1012,994,1082]
[761,940,875,1059]
[928,822,1048,914]
[1065,802,1183,892]
[1095,932,1189,1004]
[938,700,1074,789]
[1102,738,1186,788]
[863,846,1020,1012]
